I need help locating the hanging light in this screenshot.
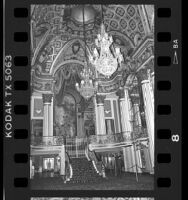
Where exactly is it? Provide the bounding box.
[89,5,124,78]
[75,78,98,100]
[75,6,98,100]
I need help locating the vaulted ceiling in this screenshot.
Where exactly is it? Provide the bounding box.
[31,5,154,44]
[31,5,154,64]
[30,4,154,94]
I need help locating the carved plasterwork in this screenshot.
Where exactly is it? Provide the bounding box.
[121,37,154,74]
[32,72,54,93]
[31,4,154,64]
[42,93,53,103]
[137,68,148,81]
[31,5,149,48]
[31,4,154,93]
[96,95,106,104]
[116,88,125,99]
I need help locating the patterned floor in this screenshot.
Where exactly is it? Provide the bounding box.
[31,173,154,190]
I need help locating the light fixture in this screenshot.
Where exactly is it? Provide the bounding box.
[75,6,98,100]
[89,5,124,78]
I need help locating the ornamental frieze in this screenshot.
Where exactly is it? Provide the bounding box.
[32,81,43,91]
[98,81,120,93]
[136,46,153,68]
[132,37,154,60]
[123,37,154,72]
[97,72,126,94]
[34,64,54,78]
[32,35,68,72]
[98,80,124,94]
[32,77,54,92]
[32,34,54,66]
[51,40,92,74]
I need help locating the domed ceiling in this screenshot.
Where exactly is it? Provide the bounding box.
[31,5,153,45]
[31,4,154,93]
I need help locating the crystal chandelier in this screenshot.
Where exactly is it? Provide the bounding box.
[75,76,98,100]
[89,5,124,78]
[75,6,98,100]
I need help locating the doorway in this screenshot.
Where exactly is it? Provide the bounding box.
[43,158,54,171]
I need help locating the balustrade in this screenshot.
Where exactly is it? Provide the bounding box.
[31,136,65,146]
[88,132,131,145]
[65,137,88,158]
[31,130,148,147]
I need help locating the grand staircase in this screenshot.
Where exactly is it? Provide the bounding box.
[66,157,105,184]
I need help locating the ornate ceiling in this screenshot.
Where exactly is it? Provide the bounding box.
[31,4,154,94]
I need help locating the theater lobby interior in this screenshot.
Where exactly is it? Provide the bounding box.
[30,4,154,190]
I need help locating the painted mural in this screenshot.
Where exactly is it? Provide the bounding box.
[54,94,76,137]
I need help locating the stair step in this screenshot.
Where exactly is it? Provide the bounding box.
[67,157,104,184]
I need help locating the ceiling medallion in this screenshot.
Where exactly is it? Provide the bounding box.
[89,23,124,78]
[71,6,96,23]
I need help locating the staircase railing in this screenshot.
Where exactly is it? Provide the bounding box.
[64,151,73,183]
[86,146,105,177]
[65,137,88,158]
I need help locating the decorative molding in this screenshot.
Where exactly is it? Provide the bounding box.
[31,5,154,99]
[42,93,53,104]
[137,68,148,81]
[96,95,106,104]
[97,72,125,94]
[116,88,125,99]
[132,37,154,60]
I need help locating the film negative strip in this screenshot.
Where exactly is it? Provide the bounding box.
[3,0,182,200]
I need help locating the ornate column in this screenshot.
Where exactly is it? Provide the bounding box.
[93,95,99,135]
[131,96,143,173]
[139,69,154,169]
[117,87,136,173]
[132,96,142,131]
[49,95,54,137]
[117,87,132,134]
[96,95,106,135]
[42,93,53,143]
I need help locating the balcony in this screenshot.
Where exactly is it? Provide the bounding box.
[31,130,148,151]
[89,132,131,145]
[31,136,65,146]
[88,131,148,152]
